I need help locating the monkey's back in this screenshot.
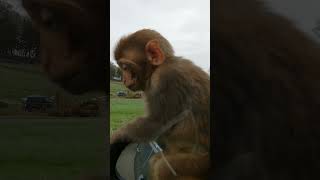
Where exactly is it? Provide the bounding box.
[155,58,210,153]
[214,0,320,179]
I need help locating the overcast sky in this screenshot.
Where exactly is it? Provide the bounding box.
[110,0,210,71]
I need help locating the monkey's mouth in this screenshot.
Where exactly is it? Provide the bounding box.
[127,77,139,91]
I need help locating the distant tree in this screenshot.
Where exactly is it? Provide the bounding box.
[0,1,39,63]
[115,67,122,79]
[110,61,116,79]
[18,18,40,62]
[0,1,18,56]
[110,61,122,80]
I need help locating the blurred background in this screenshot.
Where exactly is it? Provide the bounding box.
[0,0,107,179]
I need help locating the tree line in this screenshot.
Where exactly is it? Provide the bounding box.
[0,1,39,63]
[110,61,122,80]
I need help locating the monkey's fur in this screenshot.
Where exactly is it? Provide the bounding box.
[214,0,320,179]
[112,29,210,180]
[22,0,106,94]
[22,1,107,179]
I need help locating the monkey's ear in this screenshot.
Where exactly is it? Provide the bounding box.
[145,40,165,65]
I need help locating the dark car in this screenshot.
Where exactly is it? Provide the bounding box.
[117,91,127,97]
[22,96,54,112]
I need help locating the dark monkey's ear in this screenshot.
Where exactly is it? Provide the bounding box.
[145,40,165,65]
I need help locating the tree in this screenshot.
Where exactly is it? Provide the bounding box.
[110,61,116,79]
[18,18,40,62]
[110,61,122,80]
[0,1,18,56]
[0,1,39,63]
[115,67,122,79]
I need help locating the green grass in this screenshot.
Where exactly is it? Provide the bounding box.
[0,117,106,179]
[0,61,106,179]
[110,80,125,96]
[0,62,104,114]
[110,98,144,132]
[0,63,57,104]
[110,80,145,132]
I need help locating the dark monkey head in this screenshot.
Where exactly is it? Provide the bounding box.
[22,0,106,94]
[114,29,174,91]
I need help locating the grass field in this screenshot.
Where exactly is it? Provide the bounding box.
[110,80,144,132]
[0,61,106,179]
[0,62,57,104]
[0,62,104,115]
[0,117,106,179]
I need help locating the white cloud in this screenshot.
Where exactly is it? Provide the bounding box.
[110,0,210,71]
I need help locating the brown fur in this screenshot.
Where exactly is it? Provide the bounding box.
[111,29,210,179]
[214,0,320,179]
[22,0,106,94]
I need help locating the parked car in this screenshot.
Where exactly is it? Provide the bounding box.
[22,95,54,112]
[117,91,127,97]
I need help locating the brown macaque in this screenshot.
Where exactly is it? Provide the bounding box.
[22,1,106,179]
[111,29,210,179]
[22,0,106,94]
[214,0,320,179]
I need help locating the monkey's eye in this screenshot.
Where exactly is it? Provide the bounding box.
[39,7,64,31]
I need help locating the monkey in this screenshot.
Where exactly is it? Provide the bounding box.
[22,0,106,94]
[111,29,210,180]
[22,1,107,179]
[213,0,320,179]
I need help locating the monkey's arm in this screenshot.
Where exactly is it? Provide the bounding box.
[111,70,190,144]
[110,117,164,144]
[110,109,191,144]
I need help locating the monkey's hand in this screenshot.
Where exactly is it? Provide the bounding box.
[110,129,131,145]
[111,117,164,144]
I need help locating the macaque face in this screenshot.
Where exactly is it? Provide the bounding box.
[114,39,166,92]
[22,0,106,94]
[117,58,145,91]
